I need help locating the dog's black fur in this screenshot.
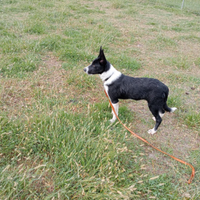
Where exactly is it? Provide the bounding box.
[84,47,176,134]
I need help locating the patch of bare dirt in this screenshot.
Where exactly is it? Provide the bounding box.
[36,54,65,87]
[0,54,66,117]
[0,79,34,115]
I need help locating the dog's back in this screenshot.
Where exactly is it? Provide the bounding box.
[107,75,169,103]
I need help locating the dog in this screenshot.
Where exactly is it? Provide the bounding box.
[84,47,177,134]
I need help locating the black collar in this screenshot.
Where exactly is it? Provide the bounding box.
[104,73,113,82]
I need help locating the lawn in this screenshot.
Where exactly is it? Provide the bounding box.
[0,0,200,199]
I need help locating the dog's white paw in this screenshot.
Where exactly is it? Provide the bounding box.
[152,117,156,121]
[170,107,177,113]
[110,118,116,123]
[148,128,157,135]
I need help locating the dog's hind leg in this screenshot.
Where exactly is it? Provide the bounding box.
[148,115,162,134]
[110,103,119,123]
[148,105,162,134]
[152,109,165,121]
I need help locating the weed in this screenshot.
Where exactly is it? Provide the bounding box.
[0,54,40,77]
[109,54,141,71]
[194,57,200,67]
[39,34,66,52]
[184,112,200,131]
[164,56,191,69]
[24,21,47,35]
[149,35,177,50]
[112,0,125,9]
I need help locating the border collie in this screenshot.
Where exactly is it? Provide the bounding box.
[84,47,177,134]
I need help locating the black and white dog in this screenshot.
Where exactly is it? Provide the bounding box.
[84,47,177,134]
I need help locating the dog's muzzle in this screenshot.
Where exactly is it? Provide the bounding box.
[84,67,88,74]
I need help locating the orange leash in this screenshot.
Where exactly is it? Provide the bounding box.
[104,90,195,184]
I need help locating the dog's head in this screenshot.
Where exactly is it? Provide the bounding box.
[84,46,109,75]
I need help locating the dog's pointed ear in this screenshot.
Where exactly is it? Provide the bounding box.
[98,46,103,56]
[99,46,106,65]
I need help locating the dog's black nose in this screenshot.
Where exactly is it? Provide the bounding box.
[84,68,86,72]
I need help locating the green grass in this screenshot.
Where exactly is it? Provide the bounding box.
[164,56,191,69]
[148,0,200,15]
[0,0,200,199]
[194,57,200,67]
[1,53,40,77]
[184,112,200,130]
[0,110,180,199]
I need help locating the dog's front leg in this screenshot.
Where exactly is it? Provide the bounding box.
[110,103,119,123]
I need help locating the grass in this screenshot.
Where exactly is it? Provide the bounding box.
[0,0,200,199]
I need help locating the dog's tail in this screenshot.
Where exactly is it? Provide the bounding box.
[163,103,177,113]
[162,90,177,113]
